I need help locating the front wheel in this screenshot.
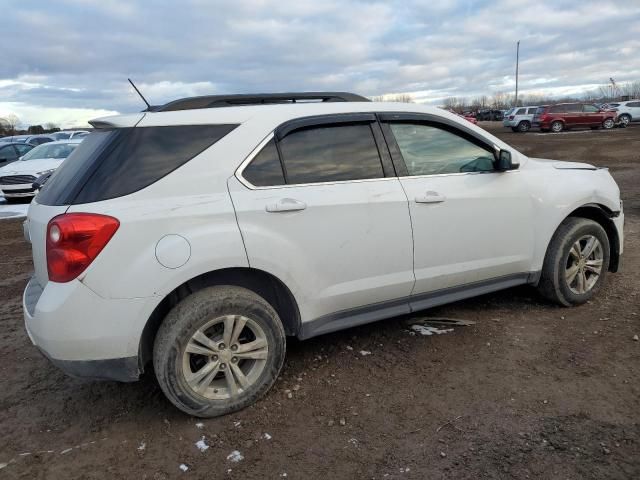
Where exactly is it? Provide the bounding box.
[517,121,531,132]
[153,286,286,417]
[537,218,610,306]
[602,118,615,129]
[618,114,631,127]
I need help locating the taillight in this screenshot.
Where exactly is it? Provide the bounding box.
[46,213,120,283]
[509,115,515,120]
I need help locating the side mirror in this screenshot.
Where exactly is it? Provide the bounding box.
[495,149,518,171]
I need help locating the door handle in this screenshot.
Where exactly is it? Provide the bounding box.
[266,198,307,213]
[415,191,446,204]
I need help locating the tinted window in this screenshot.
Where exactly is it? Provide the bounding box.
[566,104,582,113]
[583,104,599,113]
[515,108,526,115]
[14,144,33,155]
[242,139,285,187]
[549,105,567,113]
[279,124,384,184]
[22,142,77,160]
[38,125,237,205]
[527,107,537,114]
[390,123,495,176]
[0,145,18,160]
[535,107,546,114]
[627,101,640,108]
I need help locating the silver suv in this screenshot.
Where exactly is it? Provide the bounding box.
[503,106,539,132]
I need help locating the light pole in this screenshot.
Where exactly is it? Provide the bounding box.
[514,40,520,107]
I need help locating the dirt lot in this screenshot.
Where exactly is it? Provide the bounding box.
[1,123,639,479]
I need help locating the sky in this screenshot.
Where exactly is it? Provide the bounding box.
[2,0,639,128]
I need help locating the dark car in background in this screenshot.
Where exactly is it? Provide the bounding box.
[476,109,505,121]
[0,142,34,167]
[532,103,616,133]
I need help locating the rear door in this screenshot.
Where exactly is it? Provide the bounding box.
[229,115,415,330]
[565,104,583,126]
[582,104,601,126]
[379,113,534,302]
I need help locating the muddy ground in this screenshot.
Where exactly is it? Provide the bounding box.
[0,123,639,479]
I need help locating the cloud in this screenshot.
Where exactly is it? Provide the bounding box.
[0,0,638,126]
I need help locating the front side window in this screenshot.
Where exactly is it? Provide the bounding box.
[627,101,640,108]
[515,108,526,115]
[278,124,384,184]
[389,123,495,176]
[14,144,33,155]
[0,145,18,160]
[549,105,567,113]
[583,104,599,113]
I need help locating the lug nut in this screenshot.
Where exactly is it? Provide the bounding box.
[220,363,226,369]
[231,357,238,363]
[219,343,226,350]
[231,344,238,351]
[212,355,218,361]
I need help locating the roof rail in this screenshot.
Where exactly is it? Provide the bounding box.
[150,92,371,112]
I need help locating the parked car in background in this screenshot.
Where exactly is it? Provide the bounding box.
[25,135,56,146]
[0,142,34,167]
[476,109,504,121]
[50,130,90,141]
[22,92,623,417]
[613,100,640,126]
[532,103,616,132]
[0,139,81,199]
[503,106,539,132]
[0,134,31,143]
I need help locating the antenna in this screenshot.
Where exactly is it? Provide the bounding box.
[128,78,151,110]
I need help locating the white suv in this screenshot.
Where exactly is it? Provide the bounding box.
[23,92,624,417]
[503,106,538,132]
[614,100,640,126]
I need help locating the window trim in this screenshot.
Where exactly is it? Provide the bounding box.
[237,114,393,189]
[377,112,502,178]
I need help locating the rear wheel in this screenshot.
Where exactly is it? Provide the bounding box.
[153,286,286,417]
[551,121,564,133]
[537,217,610,306]
[602,118,615,129]
[517,121,531,132]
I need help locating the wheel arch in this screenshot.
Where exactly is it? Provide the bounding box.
[138,267,301,370]
[554,203,620,272]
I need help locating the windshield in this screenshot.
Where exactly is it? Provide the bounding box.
[21,142,78,161]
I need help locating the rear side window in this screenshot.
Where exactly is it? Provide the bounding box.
[627,101,640,107]
[278,124,384,184]
[37,125,237,205]
[242,139,285,187]
[527,107,537,114]
[549,105,567,113]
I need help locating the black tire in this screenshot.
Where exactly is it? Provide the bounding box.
[551,121,564,133]
[618,114,631,126]
[517,121,531,132]
[537,217,610,307]
[511,127,519,132]
[590,126,600,130]
[153,286,286,417]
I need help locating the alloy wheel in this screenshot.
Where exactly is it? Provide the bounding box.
[565,235,604,295]
[182,315,269,399]
[551,121,563,133]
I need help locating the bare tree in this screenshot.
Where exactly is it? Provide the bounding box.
[44,122,60,132]
[2,114,20,135]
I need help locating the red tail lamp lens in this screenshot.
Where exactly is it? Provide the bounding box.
[46,213,120,282]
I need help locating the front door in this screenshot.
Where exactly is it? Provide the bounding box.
[229,117,415,334]
[379,115,535,305]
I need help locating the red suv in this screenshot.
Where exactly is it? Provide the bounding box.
[532,103,616,132]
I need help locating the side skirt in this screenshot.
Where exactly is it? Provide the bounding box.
[298,272,539,340]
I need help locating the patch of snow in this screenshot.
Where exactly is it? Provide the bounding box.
[263,433,272,440]
[359,350,372,356]
[0,463,7,469]
[195,437,209,452]
[233,421,242,427]
[195,422,205,429]
[60,448,73,455]
[137,441,146,451]
[281,474,288,477]
[179,464,189,472]
[226,450,244,462]
[346,345,353,351]
[410,325,454,336]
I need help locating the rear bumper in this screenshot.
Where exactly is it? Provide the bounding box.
[23,276,157,382]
